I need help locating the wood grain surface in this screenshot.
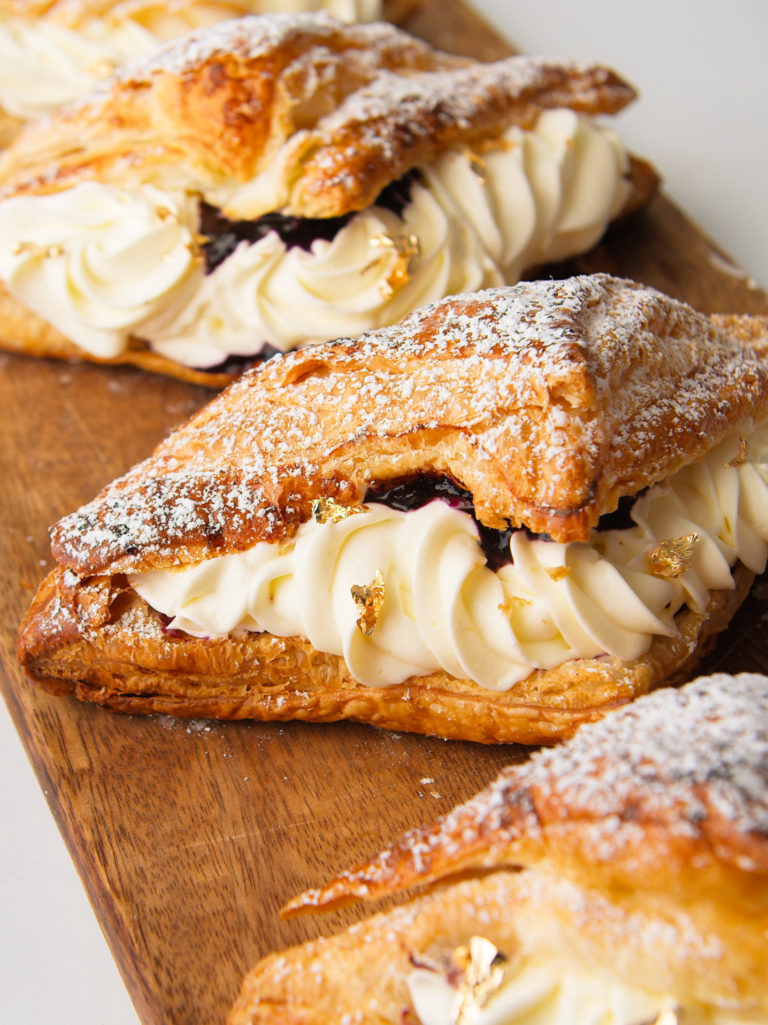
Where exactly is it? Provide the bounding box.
[2,2,768,1024]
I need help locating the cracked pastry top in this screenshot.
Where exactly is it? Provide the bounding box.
[0,12,657,383]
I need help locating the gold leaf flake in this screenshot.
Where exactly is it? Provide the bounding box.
[651,1005,679,1025]
[351,570,385,636]
[462,146,487,180]
[311,497,362,524]
[185,232,208,259]
[646,533,699,579]
[12,241,63,258]
[545,566,570,582]
[498,595,531,616]
[370,232,421,297]
[452,937,507,1025]
[725,434,749,467]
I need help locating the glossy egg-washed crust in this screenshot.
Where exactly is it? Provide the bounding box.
[16,275,768,742]
[229,673,768,1022]
[0,13,657,385]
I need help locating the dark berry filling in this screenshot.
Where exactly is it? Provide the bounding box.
[200,169,420,274]
[365,476,515,571]
[365,477,641,571]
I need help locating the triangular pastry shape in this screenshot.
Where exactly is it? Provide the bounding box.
[229,671,768,1024]
[0,13,656,383]
[17,275,768,742]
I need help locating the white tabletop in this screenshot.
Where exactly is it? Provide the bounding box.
[1,3,767,1024]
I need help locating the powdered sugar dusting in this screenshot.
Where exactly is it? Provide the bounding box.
[516,671,768,832]
[84,13,412,90]
[50,275,768,575]
[294,673,768,911]
[448,670,768,854]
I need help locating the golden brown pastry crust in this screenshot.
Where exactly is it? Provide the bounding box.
[228,673,768,1023]
[15,276,768,741]
[0,16,637,218]
[40,275,768,573]
[16,561,753,745]
[0,14,656,383]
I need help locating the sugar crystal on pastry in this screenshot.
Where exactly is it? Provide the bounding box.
[226,672,768,1024]
[0,13,657,383]
[16,275,768,744]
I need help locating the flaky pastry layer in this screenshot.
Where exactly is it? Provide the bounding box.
[16,560,753,744]
[228,673,768,1021]
[42,275,768,575]
[0,15,636,217]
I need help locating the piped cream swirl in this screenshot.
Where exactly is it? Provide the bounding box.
[0,183,203,358]
[0,16,156,120]
[130,423,768,691]
[0,109,632,368]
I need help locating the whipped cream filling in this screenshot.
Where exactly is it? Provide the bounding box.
[0,183,203,358]
[0,109,631,367]
[130,422,768,691]
[408,945,762,1025]
[0,2,381,121]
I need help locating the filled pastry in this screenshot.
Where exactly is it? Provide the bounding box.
[0,0,397,146]
[17,275,768,743]
[0,13,657,384]
[228,671,768,1025]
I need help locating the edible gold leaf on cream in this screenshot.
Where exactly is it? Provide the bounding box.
[311,497,362,524]
[546,565,571,582]
[646,533,699,579]
[12,241,63,258]
[499,595,532,616]
[185,232,209,260]
[370,232,421,297]
[462,146,487,181]
[452,937,507,1025]
[651,1004,679,1025]
[89,58,116,77]
[725,434,749,467]
[351,570,385,637]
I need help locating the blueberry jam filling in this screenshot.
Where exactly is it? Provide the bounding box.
[365,477,642,571]
[365,476,515,571]
[200,169,420,274]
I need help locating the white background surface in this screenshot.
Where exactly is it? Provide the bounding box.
[1,2,767,1024]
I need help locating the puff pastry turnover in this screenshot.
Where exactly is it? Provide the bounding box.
[0,13,657,383]
[229,671,768,1024]
[17,275,768,743]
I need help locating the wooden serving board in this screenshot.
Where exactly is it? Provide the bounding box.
[2,3,768,1024]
